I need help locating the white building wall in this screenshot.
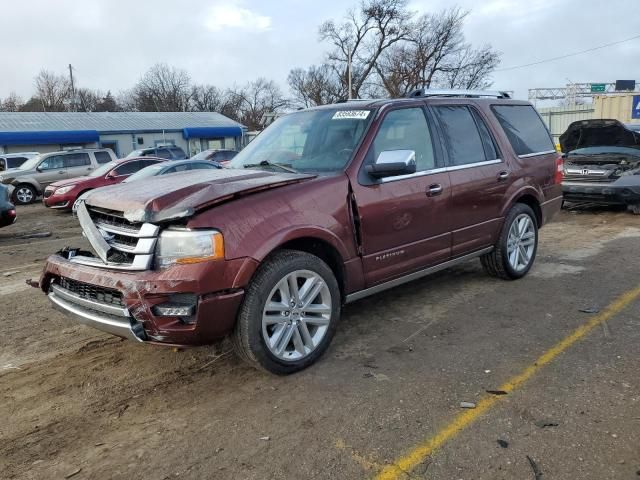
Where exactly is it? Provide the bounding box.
[537,104,595,144]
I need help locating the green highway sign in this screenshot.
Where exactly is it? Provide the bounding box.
[590,83,606,93]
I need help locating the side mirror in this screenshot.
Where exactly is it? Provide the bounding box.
[105,171,117,179]
[36,166,42,172]
[365,150,416,179]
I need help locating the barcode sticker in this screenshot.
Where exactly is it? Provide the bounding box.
[332,110,370,120]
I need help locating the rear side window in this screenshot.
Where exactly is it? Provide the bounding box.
[190,162,217,170]
[491,105,554,156]
[138,159,161,169]
[155,149,173,159]
[164,164,190,174]
[169,147,186,159]
[433,106,487,166]
[114,161,141,176]
[94,151,112,164]
[64,153,91,167]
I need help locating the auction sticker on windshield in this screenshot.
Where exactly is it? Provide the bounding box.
[332,110,370,120]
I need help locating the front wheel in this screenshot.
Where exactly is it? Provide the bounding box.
[13,184,37,205]
[232,250,341,374]
[481,203,538,280]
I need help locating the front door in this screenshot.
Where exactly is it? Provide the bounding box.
[36,154,68,187]
[431,105,512,257]
[351,106,452,287]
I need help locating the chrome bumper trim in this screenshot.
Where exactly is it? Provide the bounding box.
[70,254,153,271]
[49,286,145,342]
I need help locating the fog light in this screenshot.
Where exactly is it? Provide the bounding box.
[153,303,195,317]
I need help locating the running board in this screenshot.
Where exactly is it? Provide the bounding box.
[345,247,493,304]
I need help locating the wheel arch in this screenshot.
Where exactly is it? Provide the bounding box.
[503,187,543,227]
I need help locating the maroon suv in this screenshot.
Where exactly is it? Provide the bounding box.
[39,91,562,374]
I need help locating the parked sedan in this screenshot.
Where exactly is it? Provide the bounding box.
[122,159,221,183]
[44,157,166,210]
[0,184,16,228]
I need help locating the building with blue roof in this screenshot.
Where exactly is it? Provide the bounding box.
[0,112,246,157]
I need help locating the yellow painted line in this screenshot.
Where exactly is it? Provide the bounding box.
[375,285,640,480]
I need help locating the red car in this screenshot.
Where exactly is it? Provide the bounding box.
[43,157,166,210]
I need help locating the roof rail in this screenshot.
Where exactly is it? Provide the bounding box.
[406,88,511,99]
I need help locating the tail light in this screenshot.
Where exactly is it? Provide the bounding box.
[554,154,563,184]
[8,209,16,218]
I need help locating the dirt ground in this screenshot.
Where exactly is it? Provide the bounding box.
[1,203,639,480]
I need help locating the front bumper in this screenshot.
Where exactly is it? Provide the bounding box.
[43,190,74,209]
[40,252,257,346]
[563,178,640,205]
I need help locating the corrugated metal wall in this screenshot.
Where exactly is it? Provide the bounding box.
[537,104,595,143]
[594,94,640,124]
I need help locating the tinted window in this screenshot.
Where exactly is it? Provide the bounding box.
[434,106,486,166]
[190,162,217,170]
[114,161,141,176]
[491,105,554,156]
[372,107,435,172]
[471,110,499,160]
[40,155,65,170]
[64,153,91,168]
[164,164,190,174]
[94,151,112,164]
[155,149,173,159]
[212,151,237,161]
[138,159,162,169]
[7,157,27,168]
[169,147,186,159]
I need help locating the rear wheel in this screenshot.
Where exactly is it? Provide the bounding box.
[14,184,36,205]
[481,203,538,280]
[233,250,340,374]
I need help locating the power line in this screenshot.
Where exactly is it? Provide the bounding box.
[494,33,640,72]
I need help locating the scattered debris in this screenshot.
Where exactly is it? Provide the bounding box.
[363,362,379,369]
[259,436,270,441]
[579,306,600,314]
[497,439,509,449]
[94,443,105,447]
[526,455,543,480]
[25,278,40,288]
[363,373,374,378]
[534,420,559,429]
[486,390,508,396]
[65,468,82,479]
[460,402,476,409]
[484,369,491,374]
[19,232,52,239]
[2,270,19,277]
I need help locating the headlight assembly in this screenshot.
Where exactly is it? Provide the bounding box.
[155,229,224,269]
[53,185,74,195]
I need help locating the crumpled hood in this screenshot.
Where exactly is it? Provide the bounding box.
[560,119,640,153]
[83,168,315,223]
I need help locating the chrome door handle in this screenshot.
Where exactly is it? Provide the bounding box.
[427,184,443,197]
[58,170,65,174]
[497,171,510,181]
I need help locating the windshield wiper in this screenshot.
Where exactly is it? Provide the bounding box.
[243,160,298,173]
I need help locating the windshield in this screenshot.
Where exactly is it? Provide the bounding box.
[228,108,373,173]
[90,161,117,177]
[568,146,640,157]
[190,150,213,160]
[17,154,45,170]
[123,164,164,183]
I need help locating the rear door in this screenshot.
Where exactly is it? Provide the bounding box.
[351,106,452,286]
[63,152,93,179]
[431,104,511,257]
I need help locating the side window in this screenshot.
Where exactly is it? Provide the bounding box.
[94,151,112,164]
[433,106,486,166]
[114,161,141,176]
[471,110,499,160]
[8,157,27,168]
[137,160,161,169]
[190,162,216,170]
[156,149,173,159]
[491,105,555,156]
[164,164,190,174]
[371,107,435,172]
[40,155,65,170]
[64,153,91,168]
[169,147,186,159]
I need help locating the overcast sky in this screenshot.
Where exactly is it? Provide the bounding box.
[0,0,637,103]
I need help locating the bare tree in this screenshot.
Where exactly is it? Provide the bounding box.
[132,63,192,111]
[319,0,412,99]
[190,85,226,112]
[76,88,102,112]
[95,91,120,112]
[34,70,71,111]
[0,92,24,112]
[227,78,289,130]
[441,44,501,90]
[288,64,344,107]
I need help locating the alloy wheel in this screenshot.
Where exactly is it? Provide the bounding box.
[261,269,332,362]
[506,213,535,271]
[16,187,34,204]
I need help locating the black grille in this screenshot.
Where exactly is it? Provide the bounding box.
[57,277,124,308]
[88,207,140,232]
[107,250,136,264]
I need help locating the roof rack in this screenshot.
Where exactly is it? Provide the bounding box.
[405,88,511,99]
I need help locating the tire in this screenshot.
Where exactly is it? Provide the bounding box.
[481,203,538,280]
[13,184,36,205]
[233,249,341,374]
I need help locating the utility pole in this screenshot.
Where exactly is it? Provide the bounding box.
[347,48,353,100]
[68,64,76,112]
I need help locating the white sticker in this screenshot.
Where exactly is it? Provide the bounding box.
[332,110,370,120]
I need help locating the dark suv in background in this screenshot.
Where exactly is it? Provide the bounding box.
[126,145,187,160]
[40,90,562,374]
